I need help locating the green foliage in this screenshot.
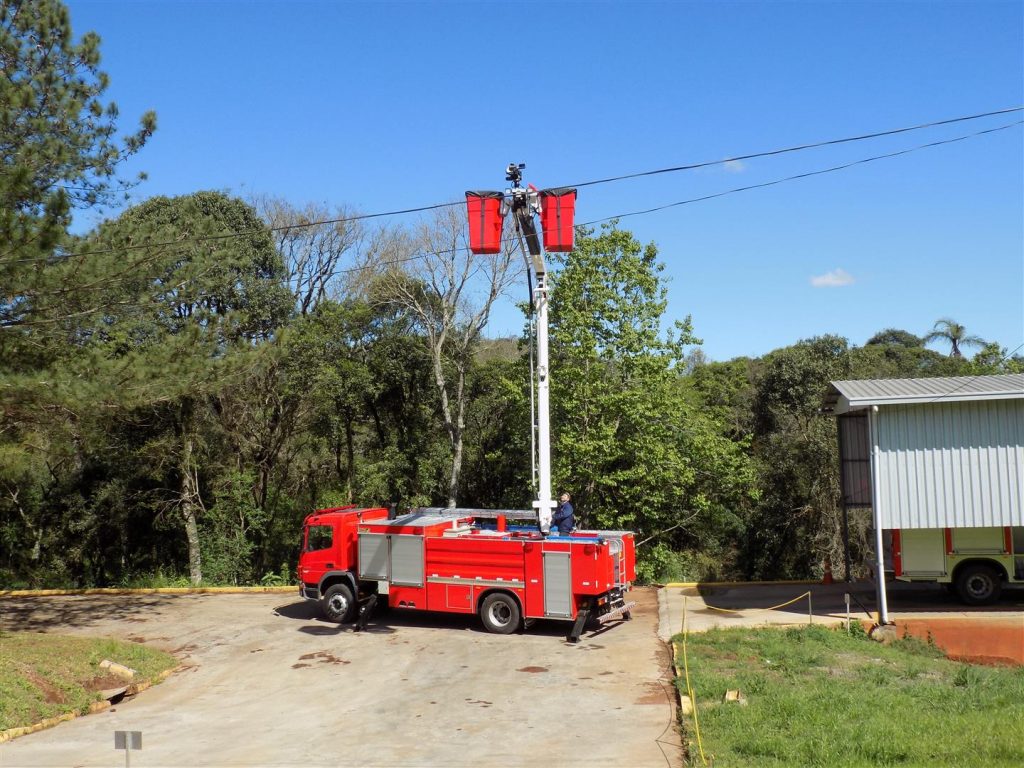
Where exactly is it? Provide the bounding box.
[1,5,1019,590]
[1,0,156,335]
[549,224,756,580]
[923,317,987,358]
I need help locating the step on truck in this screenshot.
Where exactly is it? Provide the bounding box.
[298,505,636,641]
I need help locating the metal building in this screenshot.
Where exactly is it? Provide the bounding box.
[823,373,1024,619]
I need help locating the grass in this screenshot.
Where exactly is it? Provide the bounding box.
[675,624,1024,767]
[0,632,178,731]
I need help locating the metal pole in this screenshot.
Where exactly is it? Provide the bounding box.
[533,268,555,533]
[836,419,852,582]
[808,591,813,625]
[867,407,890,624]
[842,505,852,582]
[126,744,131,768]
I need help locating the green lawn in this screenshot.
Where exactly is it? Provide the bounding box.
[0,632,178,731]
[675,624,1024,768]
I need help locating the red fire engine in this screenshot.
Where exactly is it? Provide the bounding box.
[298,506,636,641]
[298,164,637,641]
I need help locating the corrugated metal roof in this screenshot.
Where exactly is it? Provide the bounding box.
[824,373,1024,414]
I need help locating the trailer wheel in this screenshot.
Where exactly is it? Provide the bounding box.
[480,593,521,635]
[954,564,1002,606]
[322,583,356,623]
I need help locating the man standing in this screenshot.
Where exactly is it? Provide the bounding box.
[551,492,575,535]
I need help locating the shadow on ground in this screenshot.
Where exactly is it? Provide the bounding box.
[687,581,1024,619]
[272,597,630,642]
[0,594,174,632]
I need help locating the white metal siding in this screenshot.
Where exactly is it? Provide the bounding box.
[875,400,1024,529]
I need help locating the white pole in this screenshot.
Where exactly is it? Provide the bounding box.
[868,406,890,624]
[533,268,555,533]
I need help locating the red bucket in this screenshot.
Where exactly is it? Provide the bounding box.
[465,191,505,254]
[539,188,577,252]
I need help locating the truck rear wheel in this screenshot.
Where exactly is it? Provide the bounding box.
[954,564,1002,606]
[480,593,521,634]
[322,583,356,623]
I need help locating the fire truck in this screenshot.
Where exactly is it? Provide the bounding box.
[297,164,638,641]
[298,506,636,641]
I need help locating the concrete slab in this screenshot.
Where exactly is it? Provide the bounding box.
[658,580,1024,644]
[0,588,681,768]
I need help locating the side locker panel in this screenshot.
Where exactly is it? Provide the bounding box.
[390,535,425,587]
[543,552,573,618]
[952,527,1005,553]
[358,533,389,580]
[900,528,946,575]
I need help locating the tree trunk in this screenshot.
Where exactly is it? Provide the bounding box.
[345,408,356,503]
[179,403,204,585]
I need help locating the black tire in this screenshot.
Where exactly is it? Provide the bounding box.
[623,610,632,621]
[321,583,356,623]
[479,592,521,635]
[954,564,1002,606]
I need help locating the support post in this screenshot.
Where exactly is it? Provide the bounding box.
[867,407,890,625]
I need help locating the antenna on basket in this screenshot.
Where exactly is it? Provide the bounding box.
[464,165,577,535]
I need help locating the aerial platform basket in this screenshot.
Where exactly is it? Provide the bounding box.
[539,187,577,252]
[465,191,505,254]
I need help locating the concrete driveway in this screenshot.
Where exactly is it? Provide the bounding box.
[1,587,681,768]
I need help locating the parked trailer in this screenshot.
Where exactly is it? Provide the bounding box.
[894,525,1024,605]
[298,506,636,641]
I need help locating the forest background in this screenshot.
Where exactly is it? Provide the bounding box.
[3,1,1021,588]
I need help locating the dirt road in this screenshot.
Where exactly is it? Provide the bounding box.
[1,587,681,768]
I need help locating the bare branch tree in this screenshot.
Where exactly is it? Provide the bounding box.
[254,196,366,314]
[381,206,523,506]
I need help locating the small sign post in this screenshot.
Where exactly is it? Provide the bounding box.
[114,730,142,767]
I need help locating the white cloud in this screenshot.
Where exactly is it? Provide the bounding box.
[810,268,855,288]
[723,159,746,173]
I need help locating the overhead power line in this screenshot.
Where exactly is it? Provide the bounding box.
[4,105,1021,266]
[566,105,1024,189]
[339,119,1022,272]
[5,118,1020,329]
[576,120,1024,228]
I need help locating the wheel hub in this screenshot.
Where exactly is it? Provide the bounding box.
[329,594,349,614]
[489,603,511,626]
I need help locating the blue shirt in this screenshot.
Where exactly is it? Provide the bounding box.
[552,501,574,534]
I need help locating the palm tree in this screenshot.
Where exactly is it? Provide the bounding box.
[923,318,985,358]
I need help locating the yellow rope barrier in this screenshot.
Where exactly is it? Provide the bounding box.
[700,590,812,614]
[681,595,708,766]
[676,589,815,765]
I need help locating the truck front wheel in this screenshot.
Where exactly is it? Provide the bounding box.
[480,593,521,634]
[954,564,1002,606]
[322,583,356,623]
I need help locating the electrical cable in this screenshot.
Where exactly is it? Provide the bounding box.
[4,106,1020,266]
[565,105,1023,189]
[326,118,1020,278]
[4,118,1019,328]
[575,120,1023,229]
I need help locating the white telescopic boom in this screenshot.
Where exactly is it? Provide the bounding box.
[533,265,555,533]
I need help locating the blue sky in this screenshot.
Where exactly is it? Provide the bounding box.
[66,0,1023,361]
